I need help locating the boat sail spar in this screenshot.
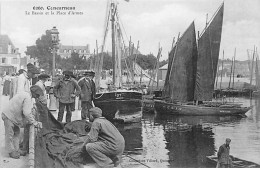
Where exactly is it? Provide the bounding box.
[93,0,143,123]
[155,2,251,116]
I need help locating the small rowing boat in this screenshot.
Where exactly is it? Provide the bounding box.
[206,155,260,168]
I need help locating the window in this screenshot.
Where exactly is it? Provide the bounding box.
[79,50,82,53]
[64,49,67,53]
[0,47,3,53]
[2,57,6,64]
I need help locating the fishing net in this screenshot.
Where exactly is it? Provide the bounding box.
[34,100,93,168]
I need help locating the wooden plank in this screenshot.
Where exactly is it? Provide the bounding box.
[29,125,35,168]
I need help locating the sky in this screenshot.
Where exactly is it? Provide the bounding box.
[0,0,260,61]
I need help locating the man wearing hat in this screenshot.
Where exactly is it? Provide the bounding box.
[16,63,40,154]
[53,70,81,123]
[217,138,233,168]
[78,70,96,120]
[81,107,125,167]
[35,74,50,105]
[1,85,43,159]
[17,63,40,94]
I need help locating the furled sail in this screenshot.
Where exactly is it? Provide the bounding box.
[255,54,260,89]
[163,22,198,102]
[194,3,224,101]
[114,24,123,88]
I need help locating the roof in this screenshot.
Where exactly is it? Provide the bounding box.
[159,64,168,70]
[0,35,16,54]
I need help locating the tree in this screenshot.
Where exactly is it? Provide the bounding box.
[25,30,57,73]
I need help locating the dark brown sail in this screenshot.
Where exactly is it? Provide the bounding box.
[194,3,224,101]
[163,22,198,102]
[163,45,176,98]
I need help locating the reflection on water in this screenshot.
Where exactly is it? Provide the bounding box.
[118,98,260,167]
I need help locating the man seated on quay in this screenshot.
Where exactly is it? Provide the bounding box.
[1,85,43,159]
[81,107,125,168]
[53,70,81,123]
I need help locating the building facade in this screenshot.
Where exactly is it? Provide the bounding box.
[0,35,21,75]
[57,44,90,59]
[158,63,168,81]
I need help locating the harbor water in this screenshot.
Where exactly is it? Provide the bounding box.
[117,97,260,168]
[1,88,259,167]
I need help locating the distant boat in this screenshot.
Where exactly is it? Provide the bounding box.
[93,1,142,123]
[154,3,251,116]
[206,155,260,168]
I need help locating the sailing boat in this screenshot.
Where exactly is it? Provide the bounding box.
[154,3,251,116]
[93,1,143,123]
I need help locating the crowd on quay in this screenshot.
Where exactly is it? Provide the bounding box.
[1,64,125,168]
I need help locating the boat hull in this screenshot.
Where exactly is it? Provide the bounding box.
[93,91,143,123]
[206,155,260,168]
[154,100,251,116]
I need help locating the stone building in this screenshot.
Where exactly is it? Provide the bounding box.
[57,44,90,59]
[0,35,21,75]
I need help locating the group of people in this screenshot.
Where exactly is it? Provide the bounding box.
[1,65,125,168]
[53,70,96,123]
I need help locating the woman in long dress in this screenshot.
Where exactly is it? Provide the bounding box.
[2,72,11,96]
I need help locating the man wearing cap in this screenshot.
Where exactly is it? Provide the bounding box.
[54,70,81,123]
[35,74,50,105]
[78,71,96,120]
[217,138,233,168]
[1,85,43,159]
[82,107,125,168]
[17,63,40,94]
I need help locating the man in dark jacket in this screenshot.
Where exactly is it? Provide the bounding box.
[78,71,96,120]
[53,71,81,123]
[217,138,233,168]
[82,107,125,167]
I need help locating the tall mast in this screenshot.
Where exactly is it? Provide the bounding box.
[111,2,116,84]
[220,50,224,90]
[232,48,236,89]
[228,56,234,89]
[250,46,256,86]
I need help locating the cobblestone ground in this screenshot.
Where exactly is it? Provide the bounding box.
[0,87,141,168]
[0,85,29,168]
[0,86,82,168]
